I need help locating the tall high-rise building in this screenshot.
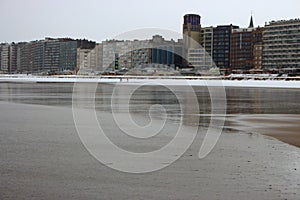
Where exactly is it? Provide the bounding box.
[183,14,201,49]
[96,43,103,71]
[17,38,78,73]
[200,27,214,57]
[182,14,206,70]
[263,19,300,71]
[200,27,214,69]
[213,25,239,71]
[59,39,77,71]
[9,43,18,73]
[19,42,32,73]
[43,38,61,72]
[0,43,10,72]
[31,40,44,72]
[16,42,26,72]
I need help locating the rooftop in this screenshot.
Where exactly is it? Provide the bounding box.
[267,18,300,26]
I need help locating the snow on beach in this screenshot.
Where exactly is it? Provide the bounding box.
[1,75,300,88]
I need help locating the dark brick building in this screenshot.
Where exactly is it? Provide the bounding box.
[230,17,263,73]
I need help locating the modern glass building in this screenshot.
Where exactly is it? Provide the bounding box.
[213,25,239,70]
[59,40,77,71]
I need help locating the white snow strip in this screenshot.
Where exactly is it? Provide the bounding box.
[1,76,300,88]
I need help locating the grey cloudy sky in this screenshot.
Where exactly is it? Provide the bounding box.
[0,0,299,43]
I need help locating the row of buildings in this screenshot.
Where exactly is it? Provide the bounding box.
[0,38,96,74]
[0,15,299,75]
[183,14,300,75]
[0,35,182,74]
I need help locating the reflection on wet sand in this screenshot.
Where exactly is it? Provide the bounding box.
[0,83,300,148]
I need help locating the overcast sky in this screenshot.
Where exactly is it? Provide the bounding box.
[0,0,299,43]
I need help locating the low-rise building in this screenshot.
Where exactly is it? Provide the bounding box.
[101,35,182,71]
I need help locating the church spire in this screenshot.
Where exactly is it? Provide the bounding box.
[248,14,254,28]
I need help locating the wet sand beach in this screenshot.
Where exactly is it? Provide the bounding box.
[1,83,300,199]
[226,114,300,148]
[1,101,300,200]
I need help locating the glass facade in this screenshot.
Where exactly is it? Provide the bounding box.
[213,25,239,69]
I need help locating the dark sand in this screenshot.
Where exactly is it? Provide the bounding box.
[1,102,300,200]
[226,114,300,148]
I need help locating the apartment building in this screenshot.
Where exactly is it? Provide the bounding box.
[263,19,300,72]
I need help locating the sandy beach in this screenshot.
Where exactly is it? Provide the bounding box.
[0,101,300,199]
